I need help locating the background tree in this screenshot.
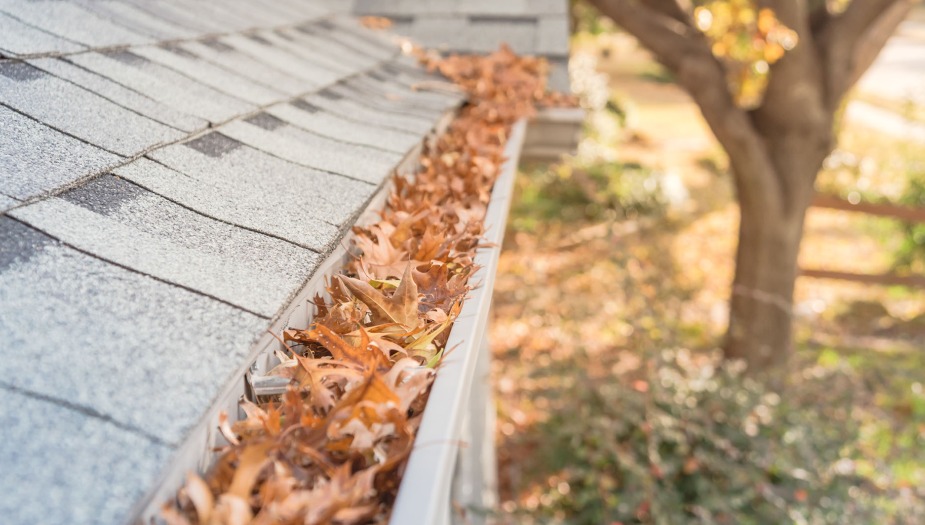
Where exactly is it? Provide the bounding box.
[586,0,919,369]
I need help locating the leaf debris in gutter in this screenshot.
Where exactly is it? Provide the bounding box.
[162,46,570,525]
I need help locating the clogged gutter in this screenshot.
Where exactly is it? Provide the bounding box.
[163,47,573,525]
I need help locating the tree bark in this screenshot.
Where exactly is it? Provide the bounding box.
[724,127,830,369]
[725,195,805,368]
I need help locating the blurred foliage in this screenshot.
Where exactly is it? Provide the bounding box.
[511,161,667,231]
[894,174,925,273]
[518,351,883,524]
[692,0,798,107]
[506,347,925,524]
[509,49,670,232]
[571,0,617,35]
[813,123,925,274]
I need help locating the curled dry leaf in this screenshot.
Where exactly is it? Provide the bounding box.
[164,46,557,524]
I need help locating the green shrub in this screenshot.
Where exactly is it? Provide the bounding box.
[506,350,925,524]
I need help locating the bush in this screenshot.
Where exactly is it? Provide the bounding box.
[506,349,925,524]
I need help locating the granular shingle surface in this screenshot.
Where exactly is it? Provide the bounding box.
[114,156,349,252]
[28,56,207,133]
[0,217,266,445]
[72,0,198,40]
[219,33,344,87]
[66,51,255,123]
[221,117,403,183]
[0,0,152,49]
[267,101,423,153]
[0,61,182,155]
[131,44,285,106]
[0,106,122,200]
[0,193,18,212]
[304,90,436,134]
[178,38,310,96]
[0,12,86,57]
[0,387,172,525]
[12,182,318,317]
[149,134,377,217]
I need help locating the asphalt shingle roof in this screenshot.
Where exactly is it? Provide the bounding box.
[0,105,123,200]
[0,1,466,523]
[351,0,572,91]
[0,61,183,155]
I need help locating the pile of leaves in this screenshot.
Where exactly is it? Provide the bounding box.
[163,46,558,525]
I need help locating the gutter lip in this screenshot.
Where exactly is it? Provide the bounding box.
[388,118,528,525]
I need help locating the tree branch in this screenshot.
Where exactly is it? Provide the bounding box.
[755,0,827,132]
[586,0,784,214]
[817,0,917,110]
[846,1,916,87]
[639,0,692,25]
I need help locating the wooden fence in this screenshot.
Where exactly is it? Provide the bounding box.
[800,193,925,288]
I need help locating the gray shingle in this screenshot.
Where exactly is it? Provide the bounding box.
[12,176,320,317]
[178,38,310,96]
[304,89,436,134]
[0,61,183,156]
[114,155,350,253]
[117,0,229,34]
[0,0,152,49]
[131,43,286,106]
[303,19,397,62]
[336,77,452,117]
[0,106,122,200]
[266,101,422,154]
[217,0,298,29]
[221,117,402,184]
[148,133,377,220]
[526,0,569,14]
[333,16,404,50]
[266,27,376,73]
[267,0,331,21]
[536,15,569,55]
[456,0,529,15]
[73,0,199,41]
[168,0,258,32]
[28,57,207,133]
[0,216,266,445]
[353,0,453,15]
[402,15,467,50]
[352,71,463,111]
[392,15,540,54]
[0,386,172,525]
[219,33,343,87]
[66,51,254,124]
[354,0,566,17]
[325,83,439,123]
[0,12,86,57]
[0,193,18,212]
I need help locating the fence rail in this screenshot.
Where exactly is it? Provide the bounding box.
[800,193,925,288]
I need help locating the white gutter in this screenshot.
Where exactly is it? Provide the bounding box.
[389,118,528,525]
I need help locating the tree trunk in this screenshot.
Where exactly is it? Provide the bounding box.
[723,129,830,370]
[725,201,805,368]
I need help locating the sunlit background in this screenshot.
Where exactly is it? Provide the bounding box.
[490,3,925,523]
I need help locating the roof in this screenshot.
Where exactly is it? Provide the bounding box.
[0,1,464,523]
[350,0,572,91]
